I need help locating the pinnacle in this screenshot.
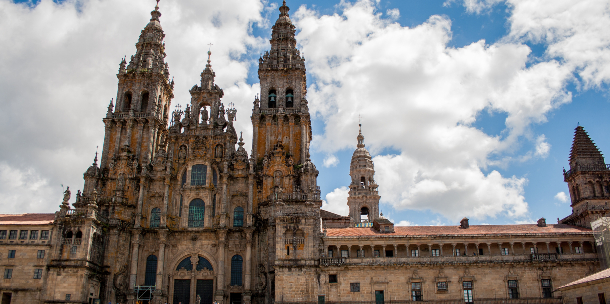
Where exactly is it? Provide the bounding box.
[569,125,605,167]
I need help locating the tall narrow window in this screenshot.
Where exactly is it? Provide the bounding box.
[9,230,17,240]
[8,250,15,258]
[40,230,49,240]
[181,169,187,187]
[30,231,38,240]
[541,279,552,298]
[0,230,6,239]
[285,89,294,108]
[179,195,183,217]
[215,145,224,158]
[37,250,45,259]
[150,208,161,228]
[191,164,207,186]
[19,231,28,240]
[411,282,422,301]
[145,255,158,286]
[33,269,43,279]
[361,207,369,221]
[141,92,149,112]
[188,199,205,228]
[463,281,473,303]
[230,255,243,286]
[4,269,12,279]
[508,280,519,299]
[431,249,440,257]
[212,194,216,218]
[233,207,244,227]
[124,92,132,111]
[213,169,218,187]
[268,90,277,108]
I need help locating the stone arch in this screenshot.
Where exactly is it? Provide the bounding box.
[170,250,218,274]
[285,88,294,108]
[140,91,149,112]
[268,89,277,108]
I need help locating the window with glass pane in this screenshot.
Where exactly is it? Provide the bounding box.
[431,249,440,257]
[508,280,519,299]
[188,199,205,227]
[233,207,244,227]
[30,231,38,240]
[350,283,360,292]
[191,164,207,186]
[19,230,28,239]
[4,269,12,279]
[145,255,157,286]
[37,250,45,259]
[411,282,422,301]
[213,169,218,187]
[575,246,582,253]
[231,255,243,286]
[328,250,333,258]
[341,250,349,258]
[33,269,43,279]
[71,246,77,254]
[501,248,509,255]
[0,230,6,239]
[454,249,460,256]
[541,279,552,298]
[40,230,49,240]
[437,281,447,291]
[150,208,161,228]
[212,194,216,218]
[412,249,419,257]
[463,282,473,303]
[530,247,535,254]
[357,250,364,257]
[374,250,380,257]
[9,230,17,239]
[8,250,15,258]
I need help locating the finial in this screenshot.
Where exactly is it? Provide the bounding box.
[155,0,160,10]
[151,0,161,21]
[93,146,98,166]
[207,43,213,64]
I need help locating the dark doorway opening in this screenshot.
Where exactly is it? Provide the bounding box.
[230,293,242,304]
[196,279,213,304]
[375,290,384,304]
[1,293,12,304]
[173,279,190,304]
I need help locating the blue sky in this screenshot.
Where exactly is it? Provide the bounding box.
[2,0,609,226]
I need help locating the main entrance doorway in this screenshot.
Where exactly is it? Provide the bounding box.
[229,293,242,304]
[173,280,190,304]
[196,280,213,304]
[375,290,384,304]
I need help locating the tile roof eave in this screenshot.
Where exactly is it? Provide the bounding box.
[324,232,594,239]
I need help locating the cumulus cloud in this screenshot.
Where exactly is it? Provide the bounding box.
[321,186,349,216]
[397,220,413,226]
[323,155,339,167]
[555,191,568,203]
[0,0,267,212]
[293,0,570,221]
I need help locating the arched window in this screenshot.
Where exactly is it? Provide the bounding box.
[286,89,294,108]
[360,176,366,187]
[145,255,157,286]
[141,92,149,112]
[188,199,205,227]
[268,90,277,108]
[233,207,244,227]
[124,92,132,111]
[75,231,82,239]
[191,164,207,186]
[150,208,161,228]
[361,207,369,221]
[197,256,213,271]
[231,255,243,286]
[176,257,193,271]
[66,231,73,239]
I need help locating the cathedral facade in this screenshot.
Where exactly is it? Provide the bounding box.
[0,2,607,304]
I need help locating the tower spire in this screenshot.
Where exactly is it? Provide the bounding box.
[569,125,605,169]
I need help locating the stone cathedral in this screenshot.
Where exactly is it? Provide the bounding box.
[0,2,608,304]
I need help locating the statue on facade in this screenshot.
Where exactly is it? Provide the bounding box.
[62,187,71,206]
[201,106,208,124]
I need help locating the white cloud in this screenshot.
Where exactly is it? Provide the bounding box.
[0,0,267,212]
[323,154,339,167]
[321,186,349,216]
[397,220,413,226]
[386,8,400,20]
[294,0,564,221]
[535,135,550,158]
[555,191,568,203]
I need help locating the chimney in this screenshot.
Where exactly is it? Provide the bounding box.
[460,217,469,229]
[537,217,547,227]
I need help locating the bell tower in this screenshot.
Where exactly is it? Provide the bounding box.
[348,124,380,226]
[562,126,610,228]
[100,1,174,173]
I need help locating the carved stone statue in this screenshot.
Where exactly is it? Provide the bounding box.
[62,187,71,205]
[201,106,208,123]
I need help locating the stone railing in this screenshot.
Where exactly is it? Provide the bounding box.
[320,257,347,267]
[277,299,561,304]
[531,253,557,261]
[564,163,610,180]
[256,108,301,115]
[267,189,321,203]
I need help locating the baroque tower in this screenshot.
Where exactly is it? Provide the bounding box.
[347,125,380,226]
[562,126,610,228]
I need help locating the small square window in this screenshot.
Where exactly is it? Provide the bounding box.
[71,246,77,254]
[19,230,28,240]
[412,249,419,257]
[8,250,15,259]
[4,269,12,279]
[454,249,460,256]
[37,250,45,259]
[384,226,389,232]
[328,250,333,258]
[30,231,38,240]
[40,230,49,240]
[478,248,484,255]
[329,274,338,283]
[508,280,519,299]
[431,249,440,257]
[34,269,43,279]
[350,282,360,292]
[0,230,6,239]
[437,281,448,291]
[66,294,71,301]
[9,230,17,240]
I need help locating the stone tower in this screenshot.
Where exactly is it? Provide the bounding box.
[562,126,610,228]
[251,1,323,302]
[347,124,380,226]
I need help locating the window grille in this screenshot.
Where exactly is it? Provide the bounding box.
[37,250,45,259]
[150,208,161,228]
[411,282,422,301]
[431,249,440,257]
[145,255,157,286]
[233,207,244,227]
[40,230,49,240]
[508,280,519,299]
[437,281,447,291]
[230,255,243,286]
[8,230,17,240]
[0,230,6,239]
[190,165,207,186]
[350,283,360,292]
[19,230,28,240]
[188,199,205,228]
[541,279,552,298]
[30,231,38,240]
[33,269,43,279]
[8,250,15,258]
[463,281,473,303]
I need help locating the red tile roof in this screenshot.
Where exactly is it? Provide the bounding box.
[557,267,610,290]
[0,213,55,225]
[326,224,592,237]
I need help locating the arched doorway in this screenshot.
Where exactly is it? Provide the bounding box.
[171,255,215,304]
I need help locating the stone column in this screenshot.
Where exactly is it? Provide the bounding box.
[114,122,123,156]
[579,241,583,254]
[247,168,254,226]
[245,229,253,291]
[125,119,135,148]
[451,244,456,256]
[464,243,468,256]
[216,230,227,303]
[156,230,167,291]
[498,243,503,255]
[129,230,141,289]
[569,241,573,254]
[135,177,146,228]
[393,244,397,257]
[546,242,551,254]
[486,243,492,256]
[510,243,515,255]
[348,245,353,258]
[252,120,258,159]
[475,244,479,256]
[416,245,421,257]
[161,178,170,228]
[301,119,307,163]
[359,245,363,258]
[220,162,228,227]
[427,244,432,257]
[520,242,525,255]
[191,254,198,304]
[289,116,294,155]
